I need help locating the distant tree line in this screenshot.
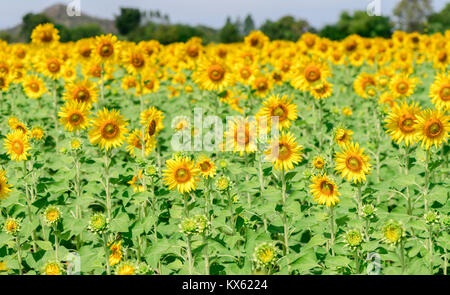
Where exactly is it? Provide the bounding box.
[1,0,449,44]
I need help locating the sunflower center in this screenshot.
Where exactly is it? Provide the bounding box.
[41,31,53,42]
[277,143,291,160]
[145,80,155,89]
[271,105,287,121]
[75,88,89,102]
[250,37,259,47]
[272,72,282,81]
[320,180,334,195]
[12,140,24,154]
[175,167,191,183]
[439,86,450,101]
[208,65,225,82]
[81,48,91,57]
[69,113,82,125]
[46,210,59,221]
[235,126,250,145]
[346,40,357,52]
[304,66,321,82]
[16,49,26,59]
[30,82,39,92]
[398,115,415,133]
[0,78,4,87]
[256,79,268,91]
[100,43,113,57]
[396,82,408,94]
[187,46,199,57]
[426,120,443,138]
[132,56,144,68]
[102,123,119,139]
[240,68,251,79]
[281,63,290,72]
[147,120,156,136]
[200,161,211,172]
[47,60,60,73]
[438,52,447,62]
[346,156,362,171]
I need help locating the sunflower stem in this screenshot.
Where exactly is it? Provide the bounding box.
[399,239,406,274]
[102,232,111,275]
[318,99,323,149]
[424,149,430,211]
[99,63,104,110]
[280,171,291,273]
[428,225,434,274]
[104,150,111,220]
[16,236,23,275]
[329,206,335,256]
[202,233,209,275]
[52,80,59,146]
[404,145,413,215]
[23,161,37,253]
[186,235,194,275]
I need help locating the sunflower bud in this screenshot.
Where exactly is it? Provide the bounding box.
[382,219,405,245]
[345,229,363,248]
[42,261,63,275]
[424,210,439,225]
[253,242,279,268]
[362,204,376,218]
[4,218,21,235]
[43,206,62,226]
[179,217,197,235]
[215,176,231,191]
[89,213,108,233]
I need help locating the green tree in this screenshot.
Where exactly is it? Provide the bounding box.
[261,16,310,41]
[427,3,450,33]
[243,14,255,36]
[219,17,241,43]
[393,0,433,32]
[69,24,104,41]
[115,7,141,35]
[20,13,53,41]
[320,11,392,40]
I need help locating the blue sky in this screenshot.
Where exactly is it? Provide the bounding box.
[0,0,448,30]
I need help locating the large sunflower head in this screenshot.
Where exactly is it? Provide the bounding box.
[94,34,118,62]
[35,54,63,80]
[291,57,331,91]
[23,75,47,99]
[309,173,341,207]
[415,109,449,150]
[224,117,258,155]
[31,23,60,46]
[389,74,418,99]
[88,108,129,151]
[264,132,303,172]
[194,57,231,91]
[196,155,216,179]
[63,79,98,105]
[163,155,200,194]
[384,100,422,147]
[0,169,13,200]
[122,45,147,74]
[429,72,450,111]
[140,107,165,138]
[334,142,372,184]
[3,130,31,162]
[334,128,354,147]
[256,94,298,130]
[58,101,92,132]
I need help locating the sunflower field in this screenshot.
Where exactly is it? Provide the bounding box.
[0,24,449,275]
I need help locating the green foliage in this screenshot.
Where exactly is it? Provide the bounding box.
[115,7,142,35]
[69,24,104,40]
[393,0,433,33]
[426,3,450,33]
[320,11,392,40]
[219,17,241,43]
[261,16,311,41]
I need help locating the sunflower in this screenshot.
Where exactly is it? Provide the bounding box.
[31,23,60,46]
[353,73,376,99]
[138,71,160,95]
[224,117,258,154]
[334,128,353,147]
[244,31,269,50]
[31,127,44,140]
[125,129,155,157]
[252,75,272,97]
[310,80,333,100]
[233,62,256,85]
[429,72,450,111]
[384,100,422,146]
[109,241,123,266]
[3,131,31,162]
[264,132,303,172]
[334,142,372,184]
[194,58,232,91]
[163,155,200,194]
[116,261,136,275]
[35,55,63,80]
[389,74,418,99]
[58,101,92,132]
[10,121,29,135]
[94,34,118,62]
[0,73,11,92]
[291,57,331,91]
[312,156,326,170]
[61,61,77,82]
[415,109,450,150]
[140,107,165,138]
[309,173,340,207]
[122,45,147,74]
[128,169,144,192]
[89,108,129,151]
[196,155,216,179]
[22,75,47,99]
[0,169,13,200]
[256,94,298,130]
[63,79,98,105]
[43,262,62,275]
